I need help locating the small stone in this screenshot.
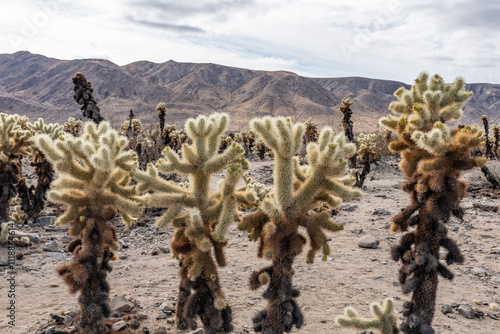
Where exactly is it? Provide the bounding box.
[156,312,168,320]
[447,313,457,319]
[112,320,127,331]
[358,235,379,249]
[472,267,488,277]
[486,312,499,320]
[187,330,204,334]
[351,228,363,234]
[49,283,59,287]
[135,227,148,234]
[247,300,256,305]
[397,307,403,313]
[36,216,56,226]
[159,246,170,254]
[153,327,167,334]
[110,296,134,314]
[166,318,175,324]
[43,240,59,252]
[239,231,249,238]
[372,208,391,216]
[340,204,358,212]
[151,250,159,256]
[50,313,66,323]
[441,304,453,314]
[13,230,40,243]
[159,302,175,312]
[458,304,475,319]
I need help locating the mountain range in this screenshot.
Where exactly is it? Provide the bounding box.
[1,51,499,132]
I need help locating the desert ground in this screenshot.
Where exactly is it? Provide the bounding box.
[1,157,499,334]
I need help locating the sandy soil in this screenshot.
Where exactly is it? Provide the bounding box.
[1,157,499,334]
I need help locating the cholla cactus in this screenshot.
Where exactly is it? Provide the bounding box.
[376,73,485,333]
[219,134,234,152]
[0,113,32,221]
[304,118,318,143]
[339,98,356,168]
[0,221,12,243]
[168,129,186,152]
[121,119,142,136]
[480,115,494,159]
[133,113,256,333]
[353,133,378,187]
[252,137,272,160]
[492,125,500,158]
[15,115,29,130]
[17,119,63,220]
[72,72,104,124]
[336,299,398,334]
[63,117,83,136]
[157,102,167,133]
[238,117,362,334]
[235,130,256,156]
[34,121,143,334]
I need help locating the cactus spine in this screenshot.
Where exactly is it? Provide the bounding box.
[35,121,143,334]
[238,117,362,334]
[133,113,256,333]
[378,73,485,333]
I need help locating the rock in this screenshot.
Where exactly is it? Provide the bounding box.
[472,203,499,212]
[358,235,379,249]
[187,330,204,334]
[36,216,56,226]
[43,240,59,252]
[112,320,127,331]
[13,230,40,243]
[46,252,66,262]
[487,312,499,320]
[441,304,453,314]
[63,316,73,327]
[458,304,475,319]
[0,261,10,266]
[372,208,391,215]
[156,312,168,320]
[166,318,175,324]
[158,246,170,254]
[351,228,363,234]
[472,267,488,277]
[153,327,167,334]
[49,313,66,324]
[447,313,457,319]
[110,296,134,314]
[340,204,358,212]
[135,227,148,234]
[159,302,175,312]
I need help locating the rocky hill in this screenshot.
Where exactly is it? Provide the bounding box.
[1,51,499,132]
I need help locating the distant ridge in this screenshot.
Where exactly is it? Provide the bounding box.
[1,51,499,132]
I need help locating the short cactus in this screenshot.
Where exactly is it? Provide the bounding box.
[353,133,378,187]
[336,299,398,334]
[133,113,256,333]
[238,116,362,334]
[63,117,83,136]
[35,121,143,334]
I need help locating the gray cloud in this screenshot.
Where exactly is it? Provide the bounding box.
[126,15,204,33]
[126,0,255,20]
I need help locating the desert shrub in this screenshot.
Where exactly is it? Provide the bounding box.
[338,72,485,334]
[238,116,362,334]
[133,113,257,333]
[35,121,143,334]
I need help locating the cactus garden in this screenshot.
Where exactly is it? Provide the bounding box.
[0,70,499,334]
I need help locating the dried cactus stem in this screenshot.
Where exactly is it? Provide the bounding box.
[61,219,111,334]
[354,152,371,188]
[339,98,357,168]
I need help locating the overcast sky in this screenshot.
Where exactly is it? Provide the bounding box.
[1,0,499,83]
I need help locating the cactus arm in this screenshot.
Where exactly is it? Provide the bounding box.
[204,142,244,174]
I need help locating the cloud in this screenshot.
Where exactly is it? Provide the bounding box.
[126,15,204,33]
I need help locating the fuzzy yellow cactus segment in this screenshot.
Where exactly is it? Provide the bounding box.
[239,117,362,334]
[0,222,12,243]
[336,299,397,334]
[133,112,253,333]
[34,121,143,229]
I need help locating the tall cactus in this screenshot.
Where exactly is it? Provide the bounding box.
[0,113,32,221]
[133,113,256,334]
[376,73,485,333]
[238,117,362,334]
[72,72,105,124]
[35,122,143,334]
